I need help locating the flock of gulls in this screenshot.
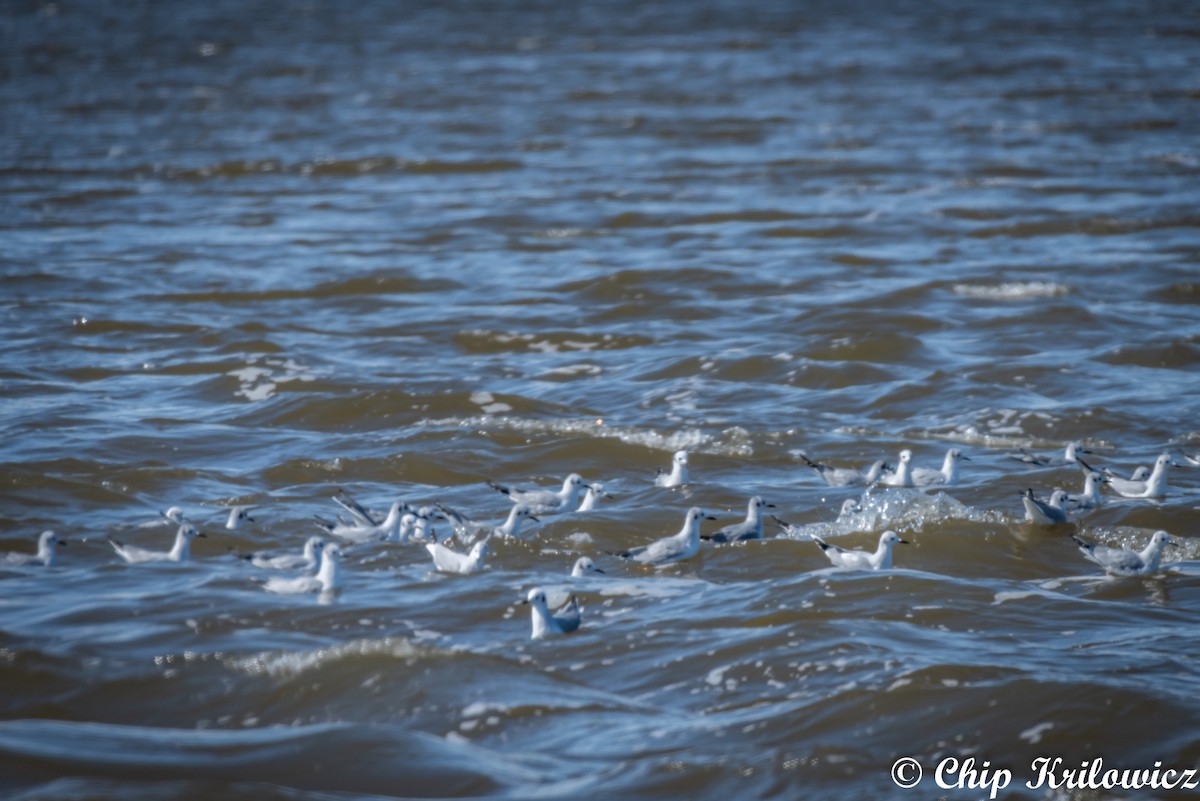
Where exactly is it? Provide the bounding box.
[4,443,1197,639]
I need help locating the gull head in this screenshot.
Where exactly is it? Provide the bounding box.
[881,530,909,547]
[948,448,969,462]
[522,588,550,610]
[39,530,65,549]
[470,540,490,560]
[572,556,604,576]
[162,507,186,524]
[898,449,912,464]
[674,450,689,466]
[1151,530,1176,550]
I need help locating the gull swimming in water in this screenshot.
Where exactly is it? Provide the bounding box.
[109,523,205,563]
[912,448,970,487]
[522,587,581,639]
[437,502,539,542]
[488,474,590,516]
[224,505,256,530]
[4,531,66,567]
[577,482,613,512]
[571,556,605,577]
[240,536,325,572]
[795,451,890,487]
[616,507,716,566]
[426,538,489,575]
[315,498,408,542]
[654,450,689,488]
[1078,453,1173,499]
[703,496,775,543]
[264,543,342,593]
[1071,530,1176,577]
[1020,488,1070,525]
[881,449,914,487]
[811,530,908,570]
[1008,442,1093,468]
[1063,472,1105,514]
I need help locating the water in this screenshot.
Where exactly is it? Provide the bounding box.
[3,0,1200,798]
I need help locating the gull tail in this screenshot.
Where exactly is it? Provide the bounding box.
[486,480,512,497]
[313,515,335,534]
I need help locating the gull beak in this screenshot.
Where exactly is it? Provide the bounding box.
[245,514,256,523]
[196,532,208,538]
[960,455,972,461]
[594,568,606,574]
[528,515,540,523]
[57,539,68,547]
[519,598,529,605]
[766,503,777,508]
[897,539,910,545]
[704,515,718,521]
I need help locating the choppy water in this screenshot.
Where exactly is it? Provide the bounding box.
[3,0,1200,798]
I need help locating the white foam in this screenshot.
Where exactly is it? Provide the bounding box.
[952,281,1069,300]
[226,638,427,678]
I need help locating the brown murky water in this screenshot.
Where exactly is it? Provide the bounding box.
[2,1,1199,798]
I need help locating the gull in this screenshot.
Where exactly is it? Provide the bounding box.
[1078,453,1172,499]
[703,496,775,543]
[615,507,716,566]
[654,450,689,488]
[109,523,205,563]
[1071,530,1176,577]
[1020,488,1070,525]
[577,482,613,512]
[437,502,539,541]
[488,474,590,516]
[571,556,605,577]
[411,505,446,542]
[522,587,581,639]
[881,449,914,487]
[912,448,970,487]
[836,497,863,520]
[426,538,489,575]
[264,543,342,593]
[1063,472,1105,514]
[1008,442,1093,468]
[795,451,890,487]
[4,531,66,567]
[811,530,908,570]
[314,498,407,542]
[224,505,256,530]
[240,536,325,571]
[1128,466,1151,481]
